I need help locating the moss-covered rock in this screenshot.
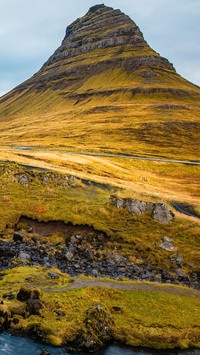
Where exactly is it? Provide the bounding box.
[72,303,114,352]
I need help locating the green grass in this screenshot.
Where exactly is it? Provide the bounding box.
[0,266,199,349]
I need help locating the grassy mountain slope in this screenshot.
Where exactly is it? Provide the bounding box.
[0,4,199,160]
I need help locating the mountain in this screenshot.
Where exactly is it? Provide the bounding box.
[0,4,199,159]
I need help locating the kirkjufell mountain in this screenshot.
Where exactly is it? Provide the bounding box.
[0,4,199,159]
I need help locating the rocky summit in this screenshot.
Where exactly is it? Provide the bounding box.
[13,3,176,93]
[0,4,199,160]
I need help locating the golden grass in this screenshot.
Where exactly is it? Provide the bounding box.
[0,162,199,271]
[0,46,199,160]
[0,148,199,207]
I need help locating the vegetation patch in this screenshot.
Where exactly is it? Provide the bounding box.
[0,266,199,351]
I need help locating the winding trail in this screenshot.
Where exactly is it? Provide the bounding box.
[44,278,200,298]
[63,151,200,166]
[14,147,200,166]
[2,146,200,165]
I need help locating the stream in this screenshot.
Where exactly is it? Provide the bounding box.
[0,333,200,355]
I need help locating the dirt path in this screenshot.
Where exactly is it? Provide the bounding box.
[44,278,200,298]
[13,147,200,165]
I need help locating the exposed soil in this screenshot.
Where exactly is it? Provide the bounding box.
[16,216,107,239]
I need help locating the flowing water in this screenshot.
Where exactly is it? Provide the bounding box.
[0,333,200,355]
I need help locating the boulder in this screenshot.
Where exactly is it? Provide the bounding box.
[159,237,174,252]
[152,204,174,224]
[19,251,31,261]
[13,232,24,243]
[72,303,114,352]
[27,299,43,315]
[17,286,40,302]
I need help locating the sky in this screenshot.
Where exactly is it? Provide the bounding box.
[0,0,199,97]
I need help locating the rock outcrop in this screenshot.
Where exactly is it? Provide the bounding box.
[70,303,114,352]
[110,195,174,224]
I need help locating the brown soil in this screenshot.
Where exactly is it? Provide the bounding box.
[16,216,106,238]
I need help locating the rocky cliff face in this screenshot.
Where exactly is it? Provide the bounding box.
[0,4,183,97]
[44,4,147,65]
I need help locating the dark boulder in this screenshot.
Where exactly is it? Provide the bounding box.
[17,286,40,302]
[13,232,24,243]
[27,299,43,315]
[70,303,114,352]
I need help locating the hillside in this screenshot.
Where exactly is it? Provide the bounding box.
[0,4,199,160]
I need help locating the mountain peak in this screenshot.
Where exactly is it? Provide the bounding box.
[45,3,147,68]
[0,4,199,160]
[88,4,110,13]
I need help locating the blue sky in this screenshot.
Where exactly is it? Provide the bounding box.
[0,0,199,96]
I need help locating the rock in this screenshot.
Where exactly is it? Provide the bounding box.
[54,309,65,317]
[40,351,50,355]
[116,198,125,209]
[126,199,141,215]
[72,303,114,352]
[27,299,43,315]
[12,318,19,325]
[152,204,174,224]
[65,251,74,261]
[14,174,29,185]
[175,269,189,279]
[2,293,15,300]
[87,246,95,260]
[71,235,78,245]
[163,236,173,243]
[92,269,98,277]
[19,251,31,261]
[154,274,162,283]
[141,273,154,280]
[112,306,122,312]
[159,242,174,252]
[17,287,40,302]
[13,232,24,242]
[170,253,184,267]
[47,272,60,279]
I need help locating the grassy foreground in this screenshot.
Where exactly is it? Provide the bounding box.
[0,162,200,272]
[0,266,199,350]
